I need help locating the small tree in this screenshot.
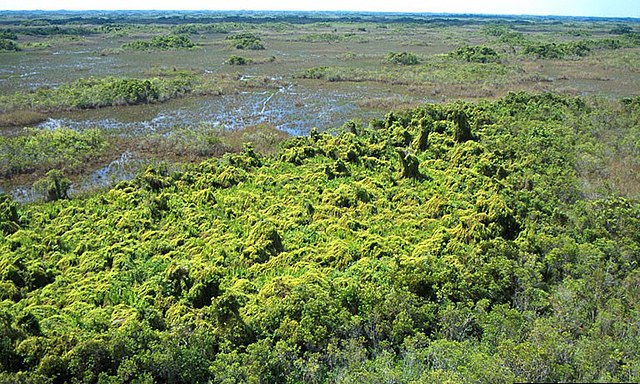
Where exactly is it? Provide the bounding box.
[386,51,420,65]
[0,38,20,51]
[453,110,474,143]
[397,150,422,179]
[0,194,20,234]
[34,169,71,201]
[227,55,252,65]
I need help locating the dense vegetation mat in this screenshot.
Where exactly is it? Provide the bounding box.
[1,92,639,383]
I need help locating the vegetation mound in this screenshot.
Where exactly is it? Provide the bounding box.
[0,38,20,51]
[385,51,420,65]
[449,45,500,63]
[122,34,196,50]
[227,55,253,65]
[225,32,265,50]
[0,75,194,112]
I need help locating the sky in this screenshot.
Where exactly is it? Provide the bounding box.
[0,0,638,18]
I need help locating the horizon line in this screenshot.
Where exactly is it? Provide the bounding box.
[1,9,639,20]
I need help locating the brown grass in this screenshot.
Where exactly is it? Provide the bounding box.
[219,123,290,155]
[606,156,640,199]
[0,110,47,128]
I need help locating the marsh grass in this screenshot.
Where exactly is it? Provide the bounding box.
[218,123,290,155]
[0,109,47,127]
[356,96,423,111]
[133,123,288,165]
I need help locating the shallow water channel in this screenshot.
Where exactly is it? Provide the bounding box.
[3,82,419,202]
[39,81,380,136]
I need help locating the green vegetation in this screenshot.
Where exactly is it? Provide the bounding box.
[226,32,265,50]
[0,93,639,382]
[522,41,603,59]
[122,35,196,50]
[1,11,640,382]
[0,39,20,51]
[33,169,71,202]
[0,193,20,235]
[385,51,420,65]
[0,128,107,177]
[227,55,253,65]
[518,38,623,59]
[0,75,194,112]
[171,24,200,35]
[483,24,528,45]
[610,24,634,35]
[450,45,500,63]
[12,26,96,36]
[299,60,518,90]
[295,33,343,43]
[0,29,17,40]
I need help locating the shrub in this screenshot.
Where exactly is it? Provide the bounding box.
[122,34,195,50]
[0,75,194,112]
[172,24,199,35]
[227,55,253,65]
[523,43,567,59]
[0,39,20,51]
[0,194,20,234]
[386,51,420,65]
[0,29,17,40]
[521,40,619,59]
[33,169,71,201]
[450,45,500,63]
[226,32,265,50]
[0,128,107,177]
[301,66,329,79]
[14,26,95,36]
[610,24,633,35]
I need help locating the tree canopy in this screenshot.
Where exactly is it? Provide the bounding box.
[0,93,639,383]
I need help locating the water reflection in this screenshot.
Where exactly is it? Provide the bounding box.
[37,84,381,136]
[9,84,396,202]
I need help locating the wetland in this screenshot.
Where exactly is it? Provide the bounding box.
[2,11,640,199]
[1,10,640,383]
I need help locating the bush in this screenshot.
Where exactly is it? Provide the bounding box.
[301,66,329,79]
[226,32,265,50]
[0,75,194,112]
[122,34,196,50]
[523,43,569,59]
[33,169,71,201]
[450,45,500,63]
[0,194,20,234]
[0,29,17,40]
[14,26,95,36]
[1,93,639,383]
[0,38,20,51]
[610,24,633,35]
[0,127,107,177]
[521,39,619,59]
[227,55,253,65]
[172,24,199,35]
[386,51,420,65]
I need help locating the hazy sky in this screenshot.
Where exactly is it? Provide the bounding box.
[1,0,638,18]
